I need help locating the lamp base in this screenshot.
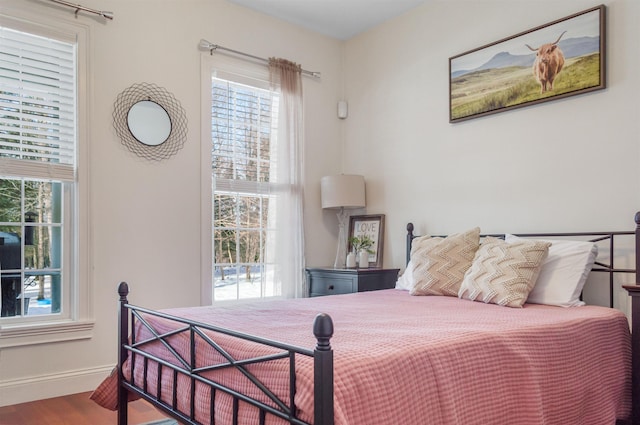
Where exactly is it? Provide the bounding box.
[333,208,349,268]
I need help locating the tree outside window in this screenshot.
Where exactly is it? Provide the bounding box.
[0,178,62,317]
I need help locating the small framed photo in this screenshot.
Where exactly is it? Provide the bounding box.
[348,214,385,267]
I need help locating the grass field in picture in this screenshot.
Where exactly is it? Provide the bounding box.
[451,53,601,121]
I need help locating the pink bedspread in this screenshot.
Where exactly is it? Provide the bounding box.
[101,290,632,424]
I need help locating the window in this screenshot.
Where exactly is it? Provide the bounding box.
[202,55,306,304]
[0,179,65,318]
[0,13,91,345]
[210,77,280,301]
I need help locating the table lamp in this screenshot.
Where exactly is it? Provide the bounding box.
[321,174,366,268]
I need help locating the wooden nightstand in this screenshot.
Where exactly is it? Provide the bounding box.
[306,267,400,297]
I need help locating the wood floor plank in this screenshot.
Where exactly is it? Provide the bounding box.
[0,391,174,425]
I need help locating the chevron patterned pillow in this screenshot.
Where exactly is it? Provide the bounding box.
[459,237,551,308]
[409,227,481,297]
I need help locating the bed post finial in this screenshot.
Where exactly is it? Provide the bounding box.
[313,313,334,350]
[313,313,334,425]
[406,223,415,265]
[118,281,129,301]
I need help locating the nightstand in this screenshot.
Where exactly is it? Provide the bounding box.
[306,267,400,297]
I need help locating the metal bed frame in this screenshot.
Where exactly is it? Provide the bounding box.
[117,212,640,425]
[117,284,334,425]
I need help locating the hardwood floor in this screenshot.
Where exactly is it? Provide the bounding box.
[0,391,175,425]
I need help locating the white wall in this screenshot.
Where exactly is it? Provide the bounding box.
[343,0,640,280]
[0,0,343,405]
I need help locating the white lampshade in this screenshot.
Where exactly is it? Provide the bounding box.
[320,174,366,209]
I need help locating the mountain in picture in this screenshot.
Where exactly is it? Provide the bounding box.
[451,36,600,78]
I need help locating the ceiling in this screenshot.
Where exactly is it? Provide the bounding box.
[226,0,428,40]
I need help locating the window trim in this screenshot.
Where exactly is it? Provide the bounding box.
[200,56,214,305]
[0,8,92,347]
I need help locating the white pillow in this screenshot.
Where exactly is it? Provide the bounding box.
[505,234,598,307]
[395,260,414,291]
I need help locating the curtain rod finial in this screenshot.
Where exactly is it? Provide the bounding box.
[199,39,213,50]
[199,39,218,56]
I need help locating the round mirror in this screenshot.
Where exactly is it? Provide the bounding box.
[126,100,172,146]
[114,83,187,160]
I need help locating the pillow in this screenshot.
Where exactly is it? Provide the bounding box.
[459,236,551,308]
[505,234,597,307]
[409,227,481,297]
[395,260,414,290]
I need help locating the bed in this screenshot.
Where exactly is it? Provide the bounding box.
[94,213,640,425]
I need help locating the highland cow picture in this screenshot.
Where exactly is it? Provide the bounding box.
[449,5,605,123]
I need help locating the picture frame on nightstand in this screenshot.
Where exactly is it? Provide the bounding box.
[348,214,385,268]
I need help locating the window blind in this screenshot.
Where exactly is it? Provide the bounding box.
[212,77,277,194]
[0,26,76,182]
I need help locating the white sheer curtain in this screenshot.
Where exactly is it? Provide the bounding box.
[268,58,306,298]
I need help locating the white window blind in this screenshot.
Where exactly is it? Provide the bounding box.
[0,26,76,182]
[211,77,277,194]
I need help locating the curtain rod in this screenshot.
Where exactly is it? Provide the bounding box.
[198,39,320,78]
[45,0,113,20]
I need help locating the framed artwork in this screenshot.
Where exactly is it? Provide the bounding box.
[449,5,605,123]
[348,214,385,267]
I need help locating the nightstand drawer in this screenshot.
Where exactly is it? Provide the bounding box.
[309,275,355,296]
[306,267,399,297]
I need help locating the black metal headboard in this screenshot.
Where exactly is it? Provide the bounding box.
[405,213,640,309]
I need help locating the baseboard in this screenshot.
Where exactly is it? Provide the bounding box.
[0,364,113,407]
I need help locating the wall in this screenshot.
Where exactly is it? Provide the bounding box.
[343,0,640,306]
[0,0,343,405]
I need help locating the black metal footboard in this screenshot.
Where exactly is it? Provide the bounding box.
[117,282,334,425]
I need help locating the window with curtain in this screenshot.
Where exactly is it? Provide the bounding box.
[0,15,89,343]
[203,56,305,302]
